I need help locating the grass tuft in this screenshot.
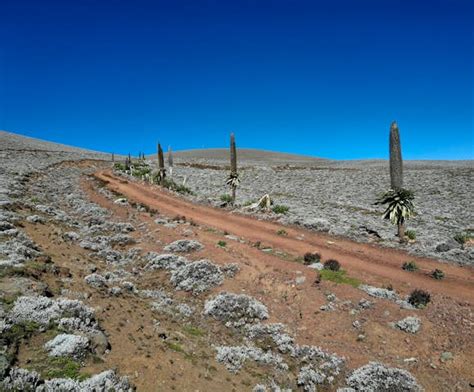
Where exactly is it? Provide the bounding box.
[319,269,360,287]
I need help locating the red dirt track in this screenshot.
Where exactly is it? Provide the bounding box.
[94,170,474,303]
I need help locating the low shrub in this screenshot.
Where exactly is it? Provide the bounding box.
[272,205,289,214]
[276,229,287,236]
[323,259,341,271]
[408,289,431,308]
[220,194,233,203]
[303,252,321,265]
[217,240,227,247]
[405,230,416,240]
[163,179,194,195]
[454,232,471,245]
[402,261,418,272]
[431,269,445,280]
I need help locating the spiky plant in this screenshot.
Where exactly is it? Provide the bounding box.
[168,146,174,177]
[157,143,166,185]
[226,132,239,204]
[112,152,115,163]
[376,121,415,243]
[375,188,415,242]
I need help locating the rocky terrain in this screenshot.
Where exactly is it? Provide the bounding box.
[167,149,473,266]
[1,130,473,391]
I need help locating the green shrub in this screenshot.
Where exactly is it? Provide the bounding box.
[431,269,445,280]
[272,205,289,214]
[303,252,321,265]
[217,240,227,247]
[323,259,340,271]
[405,230,416,240]
[113,162,127,171]
[454,232,471,245]
[277,229,287,236]
[408,289,431,308]
[220,194,233,203]
[163,179,194,195]
[402,261,418,272]
[43,357,87,380]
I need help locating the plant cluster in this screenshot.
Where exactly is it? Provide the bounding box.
[272,205,289,214]
[408,289,431,308]
[431,269,444,280]
[323,259,340,271]
[402,261,418,272]
[303,252,321,265]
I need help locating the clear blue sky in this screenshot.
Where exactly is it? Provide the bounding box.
[0,0,472,159]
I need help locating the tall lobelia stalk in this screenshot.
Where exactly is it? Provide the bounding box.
[168,146,174,178]
[226,132,240,204]
[376,121,415,243]
[157,143,166,185]
[112,152,114,163]
[389,121,403,190]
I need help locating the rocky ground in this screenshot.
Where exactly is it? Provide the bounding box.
[1,130,473,391]
[165,149,474,266]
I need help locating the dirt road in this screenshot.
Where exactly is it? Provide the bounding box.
[94,170,474,303]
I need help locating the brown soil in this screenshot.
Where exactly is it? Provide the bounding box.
[11,163,474,392]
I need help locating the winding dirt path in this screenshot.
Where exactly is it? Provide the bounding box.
[94,170,474,303]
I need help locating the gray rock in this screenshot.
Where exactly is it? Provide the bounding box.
[395,316,421,334]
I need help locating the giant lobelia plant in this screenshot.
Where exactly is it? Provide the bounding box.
[226,132,240,204]
[375,122,415,243]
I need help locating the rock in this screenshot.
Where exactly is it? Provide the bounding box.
[164,239,203,253]
[395,317,421,334]
[307,262,324,271]
[87,330,111,355]
[114,198,128,205]
[63,231,80,241]
[295,276,306,285]
[346,361,423,391]
[44,334,89,358]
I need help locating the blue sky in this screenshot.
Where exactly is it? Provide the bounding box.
[0,0,472,159]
